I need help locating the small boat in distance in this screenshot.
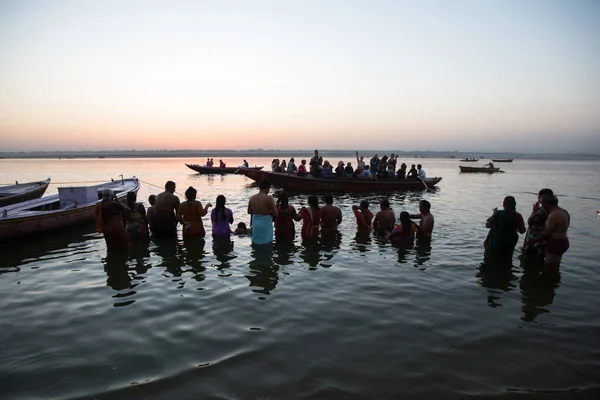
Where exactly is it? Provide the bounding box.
[0,178,51,207]
[240,170,442,192]
[185,164,263,174]
[459,165,501,173]
[491,158,513,162]
[459,158,479,162]
[0,177,139,238]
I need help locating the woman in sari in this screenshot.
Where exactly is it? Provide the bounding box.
[177,187,212,239]
[275,192,296,239]
[95,189,130,250]
[211,195,234,237]
[390,211,417,245]
[484,196,526,263]
[294,195,321,239]
[125,192,148,240]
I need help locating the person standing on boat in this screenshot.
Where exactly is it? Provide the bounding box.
[373,198,396,233]
[125,192,148,240]
[320,194,342,232]
[355,151,366,171]
[274,192,297,239]
[310,150,323,178]
[247,179,278,245]
[484,196,526,263]
[153,181,181,238]
[409,200,435,239]
[529,194,570,273]
[177,186,212,239]
[522,188,553,257]
[388,154,397,177]
[96,189,130,250]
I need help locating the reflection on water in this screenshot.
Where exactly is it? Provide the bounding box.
[351,231,372,253]
[299,237,321,269]
[246,244,278,297]
[414,238,432,268]
[102,250,132,291]
[273,240,298,267]
[519,255,560,322]
[152,238,185,277]
[212,237,235,273]
[476,261,518,308]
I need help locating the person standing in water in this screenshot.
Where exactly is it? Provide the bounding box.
[530,194,570,273]
[274,192,297,239]
[95,189,130,250]
[484,196,526,263]
[153,181,180,238]
[247,179,278,244]
[177,186,212,239]
[320,194,342,232]
[211,195,234,238]
[373,198,396,233]
[409,200,435,239]
[522,188,554,257]
[294,195,321,239]
[352,201,373,232]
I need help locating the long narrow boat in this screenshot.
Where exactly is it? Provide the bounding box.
[240,170,442,192]
[0,177,139,238]
[186,164,263,174]
[459,166,501,173]
[0,178,51,207]
[491,158,513,162]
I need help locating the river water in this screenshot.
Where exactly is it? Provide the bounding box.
[1,156,599,399]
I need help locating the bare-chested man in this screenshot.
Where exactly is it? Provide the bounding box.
[373,198,396,232]
[153,181,180,238]
[409,200,434,239]
[320,194,342,231]
[534,194,570,272]
[247,179,278,244]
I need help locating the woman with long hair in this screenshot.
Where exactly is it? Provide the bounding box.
[484,196,526,262]
[125,191,148,240]
[176,186,212,238]
[275,191,296,239]
[390,211,417,244]
[211,194,234,237]
[294,195,321,239]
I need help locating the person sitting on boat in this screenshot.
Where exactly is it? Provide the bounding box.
[373,198,396,233]
[344,162,354,177]
[294,195,321,239]
[485,162,495,168]
[177,186,212,239]
[153,181,181,238]
[370,154,380,173]
[406,164,418,180]
[297,159,308,177]
[211,195,234,238]
[417,164,426,180]
[146,194,157,234]
[243,159,249,168]
[390,211,418,245]
[209,158,214,167]
[320,194,342,232]
[280,159,287,172]
[322,161,333,178]
[352,201,373,232]
[125,191,148,240]
[271,159,280,171]
[287,158,297,173]
[335,161,345,177]
[219,160,226,168]
[96,189,130,250]
[484,196,526,263]
[310,150,323,178]
[521,188,553,257]
[275,191,297,239]
[355,151,366,170]
[396,163,407,180]
[360,165,374,179]
[206,158,211,167]
[247,179,278,245]
[376,157,389,179]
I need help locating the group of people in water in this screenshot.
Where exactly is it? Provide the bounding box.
[270,150,428,181]
[95,173,569,275]
[484,188,570,273]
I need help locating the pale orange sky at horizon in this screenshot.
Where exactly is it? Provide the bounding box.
[0,1,598,153]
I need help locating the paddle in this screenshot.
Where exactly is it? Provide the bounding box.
[418,178,430,191]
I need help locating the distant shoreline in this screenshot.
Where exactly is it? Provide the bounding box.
[0,150,598,161]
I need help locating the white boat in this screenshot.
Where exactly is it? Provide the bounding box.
[0,178,51,207]
[0,177,140,238]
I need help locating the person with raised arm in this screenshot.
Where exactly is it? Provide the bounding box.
[521,188,553,257]
[355,151,366,171]
[409,200,435,239]
[352,201,373,232]
[247,179,278,244]
[177,186,212,239]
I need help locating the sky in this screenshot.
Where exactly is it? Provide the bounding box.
[0,0,598,153]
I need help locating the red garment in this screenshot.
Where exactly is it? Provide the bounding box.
[275,205,296,237]
[300,207,321,239]
[353,209,373,232]
[390,222,417,244]
[297,164,307,176]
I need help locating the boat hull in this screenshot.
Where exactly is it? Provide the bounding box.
[0,177,139,238]
[186,164,263,174]
[491,159,513,162]
[241,171,442,192]
[0,178,51,207]
[459,166,501,173]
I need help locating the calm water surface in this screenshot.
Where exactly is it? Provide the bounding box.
[1,157,599,399]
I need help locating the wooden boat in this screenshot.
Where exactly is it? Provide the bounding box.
[491,158,513,162]
[186,164,263,174]
[459,158,479,162]
[240,170,442,192]
[0,177,140,238]
[459,166,501,173]
[0,178,51,207]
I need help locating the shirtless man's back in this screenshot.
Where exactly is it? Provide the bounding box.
[373,199,395,232]
[247,180,278,244]
[320,195,342,231]
[153,181,180,237]
[540,194,570,271]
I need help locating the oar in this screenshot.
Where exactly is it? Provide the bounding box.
[419,178,430,191]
